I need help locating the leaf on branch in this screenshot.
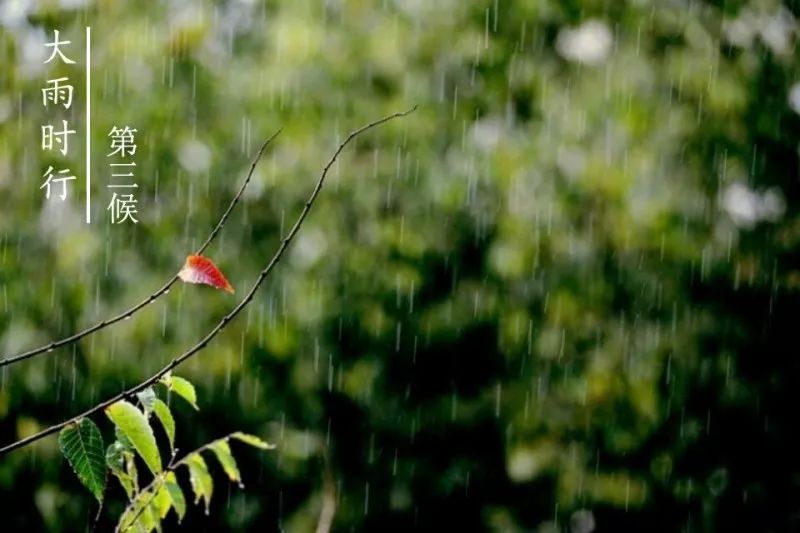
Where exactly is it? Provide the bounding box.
[117,484,160,533]
[178,254,235,294]
[152,399,175,453]
[106,441,126,472]
[136,387,157,415]
[106,441,135,498]
[58,418,106,503]
[105,400,163,475]
[153,482,172,520]
[184,453,213,513]
[209,440,241,484]
[126,453,140,496]
[160,373,199,410]
[231,432,276,450]
[164,471,186,522]
[115,426,134,451]
[145,495,163,532]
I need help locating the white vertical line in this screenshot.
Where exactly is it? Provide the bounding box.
[85,26,91,224]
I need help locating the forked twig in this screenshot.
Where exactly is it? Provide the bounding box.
[0,129,281,369]
[0,106,416,455]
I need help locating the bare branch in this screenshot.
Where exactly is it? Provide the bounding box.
[315,450,337,533]
[0,129,281,369]
[0,106,416,455]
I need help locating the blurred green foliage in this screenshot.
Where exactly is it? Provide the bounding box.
[1,0,800,530]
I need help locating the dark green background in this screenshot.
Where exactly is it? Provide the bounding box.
[1,0,800,531]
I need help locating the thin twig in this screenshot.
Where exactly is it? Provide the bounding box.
[315,449,337,533]
[116,474,166,533]
[0,106,416,455]
[0,129,281,369]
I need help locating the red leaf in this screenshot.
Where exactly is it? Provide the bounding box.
[178,255,235,294]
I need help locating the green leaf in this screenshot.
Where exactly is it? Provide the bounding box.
[125,451,140,493]
[106,442,135,498]
[105,400,163,475]
[147,500,163,533]
[115,426,134,451]
[111,469,135,499]
[118,485,160,533]
[116,503,141,533]
[146,502,162,533]
[58,418,106,503]
[106,440,126,473]
[160,374,199,410]
[152,399,175,453]
[136,387,157,415]
[153,482,172,519]
[164,471,186,521]
[209,440,241,484]
[184,453,213,512]
[231,432,275,450]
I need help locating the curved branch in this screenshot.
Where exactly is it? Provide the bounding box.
[0,106,417,455]
[0,129,282,369]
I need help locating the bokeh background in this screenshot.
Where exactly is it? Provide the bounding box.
[2,0,800,531]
